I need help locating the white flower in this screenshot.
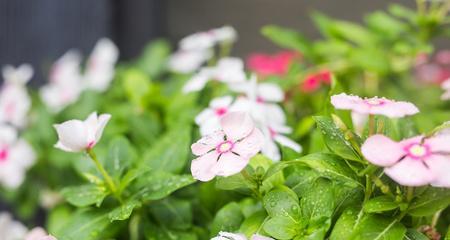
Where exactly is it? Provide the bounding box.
[84,38,119,91]
[211,232,273,240]
[0,124,36,189]
[168,49,212,74]
[210,26,237,44]
[40,51,83,113]
[54,112,111,152]
[180,32,215,51]
[441,78,450,100]
[261,124,302,161]
[183,57,246,93]
[230,74,284,103]
[0,83,31,128]
[0,212,28,240]
[25,227,57,240]
[2,64,33,85]
[195,96,236,135]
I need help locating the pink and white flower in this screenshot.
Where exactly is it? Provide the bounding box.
[0,212,28,240]
[209,26,238,44]
[2,64,33,85]
[211,232,273,240]
[0,64,33,128]
[40,51,83,113]
[54,112,111,152]
[195,96,234,135]
[25,227,57,240]
[362,134,450,187]
[261,124,302,161]
[190,112,263,181]
[183,57,246,93]
[168,49,212,74]
[441,78,450,100]
[331,93,419,118]
[0,124,36,189]
[83,38,119,91]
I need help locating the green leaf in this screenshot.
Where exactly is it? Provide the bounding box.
[134,172,195,201]
[61,185,108,207]
[118,167,151,193]
[404,229,429,240]
[56,209,118,240]
[215,173,254,192]
[263,216,299,240]
[408,188,450,216]
[364,196,399,213]
[149,198,193,230]
[105,137,135,179]
[122,68,151,108]
[331,20,375,46]
[239,211,267,237]
[142,126,191,173]
[210,202,244,236]
[108,199,141,222]
[261,25,313,59]
[137,39,171,77]
[314,116,363,163]
[300,178,334,223]
[263,186,301,219]
[330,208,406,240]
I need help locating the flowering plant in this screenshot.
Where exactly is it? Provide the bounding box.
[0,2,449,240]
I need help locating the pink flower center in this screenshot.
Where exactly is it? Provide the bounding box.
[405,143,430,159]
[269,127,277,138]
[0,147,9,162]
[87,141,96,149]
[256,96,265,104]
[216,140,234,154]
[365,98,386,106]
[215,107,228,116]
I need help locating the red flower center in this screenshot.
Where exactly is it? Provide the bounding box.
[215,107,228,116]
[0,147,9,162]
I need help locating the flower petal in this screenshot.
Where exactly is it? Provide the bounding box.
[191,131,224,156]
[233,128,264,159]
[252,234,274,240]
[261,137,281,161]
[361,135,404,166]
[210,95,233,109]
[190,151,219,181]
[426,155,450,188]
[221,112,254,141]
[53,120,89,152]
[370,101,419,118]
[274,135,302,153]
[257,83,284,102]
[384,157,434,186]
[426,135,450,153]
[94,113,111,143]
[331,93,364,111]
[213,152,249,177]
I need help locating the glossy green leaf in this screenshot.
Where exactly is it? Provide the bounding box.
[364,196,399,213]
[149,198,193,230]
[108,199,141,222]
[408,188,450,216]
[134,172,195,201]
[210,202,244,236]
[263,216,299,240]
[62,185,108,207]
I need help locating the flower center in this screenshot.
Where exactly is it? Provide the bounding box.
[365,98,385,106]
[269,127,277,138]
[87,141,96,149]
[256,96,265,104]
[215,107,228,116]
[216,140,234,154]
[0,147,9,162]
[406,143,430,159]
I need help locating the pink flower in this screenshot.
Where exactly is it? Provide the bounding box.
[300,70,332,93]
[331,93,419,118]
[25,227,57,240]
[190,112,264,181]
[247,51,297,76]
[362,134,450,187]
[195,96,235,136]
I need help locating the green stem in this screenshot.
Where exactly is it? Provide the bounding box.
[364,175,373,203]
[241,169,262,200]
[87,149,122,202]
[368,115,376,136]
[431,209,442,228]
[406,186,414,202]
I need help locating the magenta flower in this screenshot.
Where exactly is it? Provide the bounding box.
[247,51,297,76]
[190,112,264,181]
[331,93,419,118]
[362,134,450,187]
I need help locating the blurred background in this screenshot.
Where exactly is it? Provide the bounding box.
[0,0,444,84]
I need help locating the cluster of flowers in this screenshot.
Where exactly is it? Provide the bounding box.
[170,27,302,182]
[332,93,449,187]
[40,38,118,112]
[0,212,55,240]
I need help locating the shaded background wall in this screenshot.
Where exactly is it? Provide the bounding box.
[0,0,420,84]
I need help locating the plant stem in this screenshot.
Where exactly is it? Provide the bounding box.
[431,209,442,228]
[364,174,373,203]
[368,115,376,136]
[87,149,122,202]
[241,169,262,200]
[406,186,414,202]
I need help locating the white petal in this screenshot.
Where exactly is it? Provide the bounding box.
[210,95,233,109]
[257,83,284,102]
[53,120,89,152]
[274,134,302,153]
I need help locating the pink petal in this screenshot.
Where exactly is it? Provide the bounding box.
[213,152,249,177]
[191,131,224,156]
[233,128,264,159]
[426,135,450,153]
[220,112,254,141]
[361,135,405,166]
[426,155,450,188]
[331,93,368,113]
[190,151,219,181]
[370,101,419,118]
[384,157,434,186]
